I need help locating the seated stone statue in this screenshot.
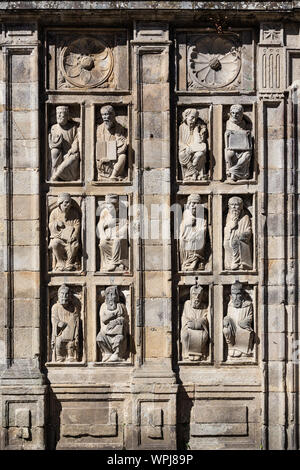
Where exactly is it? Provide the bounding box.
[96,105,128,181]
[178,108,208,181]
[96,286,129,362]
[51,284,81,363]
[97,194,129,272]
[224,104,252,181]
[223,281,254,358]
[180,194,207,271]
[224,196,252,271]
[49,105,80,181]
[48,193,81,272]
[181,283,209,361]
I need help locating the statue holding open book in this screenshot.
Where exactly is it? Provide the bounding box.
[96,105,128,181]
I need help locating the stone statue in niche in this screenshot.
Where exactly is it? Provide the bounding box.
[178,108,208,181]
[181,283,209,361]
[51,284,81,362]
[96,286,129,362]
[224,104,252,181]
[224,196,252,271]
[180,194,207,271]
[49,193,81,272]
[96,105,128,181]
[97,194,129,272]
[223,281,254,358]
[49,105,80,181]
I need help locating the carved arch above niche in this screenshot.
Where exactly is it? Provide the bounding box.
[187,34,242,90]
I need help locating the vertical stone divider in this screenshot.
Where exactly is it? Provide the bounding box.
[264,97,287,450]
[0,25,46,450]
[129,22,177,450]
[286,83,299,449]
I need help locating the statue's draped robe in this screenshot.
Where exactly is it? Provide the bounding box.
[96,303,129,358]
[224,212,252,270]
[178,122,206,180]
[181,300,209,358]
[51,302,80,361]
[96,121,127,178]
[180,209,207,271]
[49,121,80,181]
[225,118,252,180]
[97,207,128,271]
[224,300,253,355]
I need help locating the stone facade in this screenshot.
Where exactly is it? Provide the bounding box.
[0,1,300,450]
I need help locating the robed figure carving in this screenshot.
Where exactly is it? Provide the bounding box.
[224,104,252,181]
[181,284,209,361]
[180,194,207,271]
[96,105,128,181]
[178,108,208,181]
[97,286,129,362]
[97,194,129,272]
[51,284,81,363]
[224,196,252,271]
[223,281,254,358]
[49,105,80,181]
[48,193,81,272]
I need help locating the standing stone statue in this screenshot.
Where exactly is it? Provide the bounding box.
[178,108,208,181]
[96,105,128,181]
[224,104,252,181]
[224,196,252,271]
[48,193,81,272]
[181,283,209,361]
[49,105,80,181]
[51,284,81,363]
[96,286,129,362]
[97,194,129,272]
[223,281,254,358]
[180,194,207,271]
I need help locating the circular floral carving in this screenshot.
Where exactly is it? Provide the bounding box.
[188,35,241,89]
[59,37,113,88]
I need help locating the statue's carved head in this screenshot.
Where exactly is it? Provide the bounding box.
[105,285,119,310]
[182,108,199,128]
[58,193,72,213]
[228,196,243,217]
[231,280,244,308]
[100,105,116,128]
[58,284,70,305]
[229,104,243,124]
[56,105,69,126]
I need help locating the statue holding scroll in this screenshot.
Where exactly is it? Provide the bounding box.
[181,283,209,361]
[223,281,254,358]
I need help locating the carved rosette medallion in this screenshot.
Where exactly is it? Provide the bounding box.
[59,36,113,88]
[188,35,241,89]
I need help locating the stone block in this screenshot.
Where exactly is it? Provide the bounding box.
[144,271,171,298]
[12,170,39,195]
[268,305,286,332]
[145,326,169,358]
[11,54,34,83]
[12,111,38,140]
[13,299,39,327]
[143,168,170,195]
[142,83,169,112]
[144,245,171,270]
[267,259,285,285]
[11,83,38,111]
[12,195,39,220]
[12,246,39,271]
[13,327,32,359]
[268,237,285,258]
[142,54,162,84]
[12,220,39,245]
[13,272,40,298]
[142,112,162,139]
[12,139,39,168]
[267,332,286,361]
[144,298,172,327]
[267,169,284,194]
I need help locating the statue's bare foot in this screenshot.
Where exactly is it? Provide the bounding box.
[108,353,121,362]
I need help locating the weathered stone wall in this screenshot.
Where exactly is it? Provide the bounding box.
[0,1,300,450]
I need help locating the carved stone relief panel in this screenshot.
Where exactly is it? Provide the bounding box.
[260,23,283,46]
[176,30,254,92]
[222,194,254,273]
[47,284,85,365]
[96,194,130,273]
[223,282,256,362]
[177,106,211,183]
[46,30,129,91]
[223,104,255,183]
[46,104,82,183]
[178,283,211,363]
[94,104,129,183]
[96,285,133,363]
[177,194,212,273]
[48,193,83,273]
